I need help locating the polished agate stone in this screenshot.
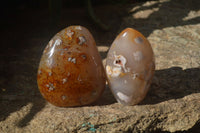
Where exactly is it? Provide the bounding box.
[37,26,106,107]
[106,28,155,105]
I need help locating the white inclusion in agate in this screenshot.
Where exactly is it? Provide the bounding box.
[113,54,129,72]
[66,30,74,38]
[133,51,143,61]
[106,66,122,78]
[54,38,62,46]
[117,92,132,103]
[75,26,82,30]
[106,54,129,78]
[78,36,86,45]
[113,54,127,68]
[112,67,122,77]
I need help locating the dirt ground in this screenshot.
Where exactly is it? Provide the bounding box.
[0,0,200,132]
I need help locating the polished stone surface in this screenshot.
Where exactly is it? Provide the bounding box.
[106,28,155,105]
[37,26,106,107]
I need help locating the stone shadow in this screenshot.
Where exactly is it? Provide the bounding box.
[0,30,47,127]
[93,67,200,106]
[0,95,46,128]
[0,53,46,127]
[91,84,116,106]
[180,120,200,133]
[141,67,200,105]
[151,120,200,133]
[122,0,200,37]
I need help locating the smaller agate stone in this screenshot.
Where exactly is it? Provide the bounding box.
[106,28,155,105]
[37,26,106,107]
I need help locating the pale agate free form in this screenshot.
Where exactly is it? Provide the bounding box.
[106,28,155,105]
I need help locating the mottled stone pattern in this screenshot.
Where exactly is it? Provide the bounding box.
[0,0,200,132]
[106,28,155,105]
[37,26,106,107]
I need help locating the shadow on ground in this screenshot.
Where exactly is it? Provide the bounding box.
[150,120,200,133]
[123,0,200,37]
[94,67,200,106]
[142,67,200,105]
